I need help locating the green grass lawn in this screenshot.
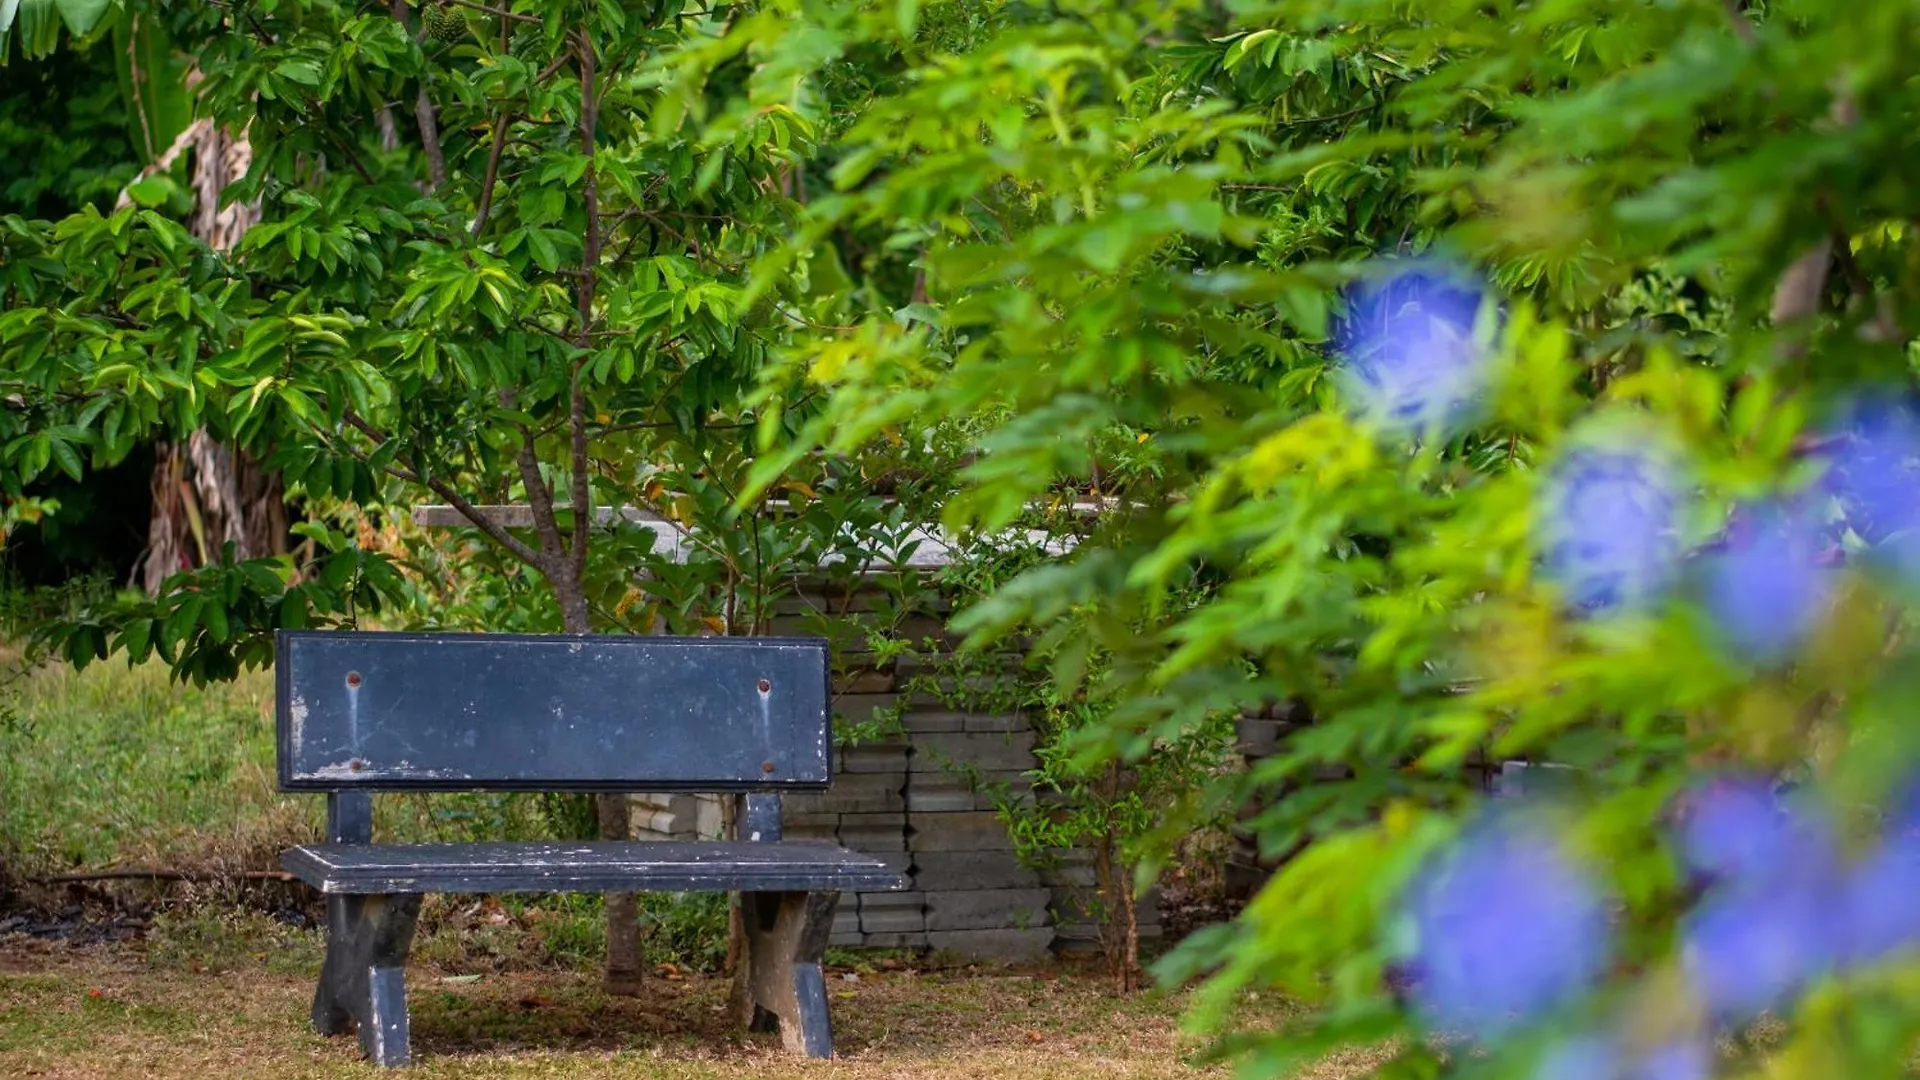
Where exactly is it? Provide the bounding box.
[0,654,598,883]
[1,656,297,876]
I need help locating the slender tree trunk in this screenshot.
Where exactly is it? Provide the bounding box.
[562,30,644,998]
[556,550,642,996]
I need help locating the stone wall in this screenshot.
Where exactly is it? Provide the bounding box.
[628,586,1161,962]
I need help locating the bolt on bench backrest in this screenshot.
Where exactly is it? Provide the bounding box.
[276,630,832,793]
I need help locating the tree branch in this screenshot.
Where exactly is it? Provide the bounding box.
[570,29,601,587]
[414,89,448,190]
[1762,84,1862,366]
[535,50,572,85]
[1827,223,1904,343]
[392,0,447,190]
[1769,235,1832,332]
[449,0,542,23]
[471,113,513,239]
[339,411,547,567]
[498,394,570,570]
[1722,0,1759,45]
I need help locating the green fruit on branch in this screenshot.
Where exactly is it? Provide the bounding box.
[425,3,466,43]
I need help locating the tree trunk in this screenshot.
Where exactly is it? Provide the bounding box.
[550,579,643,996]
[135,119,284,593]
[596,788,644,995]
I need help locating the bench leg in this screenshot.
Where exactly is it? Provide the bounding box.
[735,891,838,1058]
[312,893,422,1067]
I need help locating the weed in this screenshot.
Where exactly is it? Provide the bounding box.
[145,907,324,976]
[638,891,729,972]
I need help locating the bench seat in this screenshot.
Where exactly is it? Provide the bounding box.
[284,840,906,896]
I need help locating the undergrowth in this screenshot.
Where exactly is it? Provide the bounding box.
[1,655,735,973]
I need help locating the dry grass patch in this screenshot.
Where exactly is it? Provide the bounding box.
[0,934,1363,1080]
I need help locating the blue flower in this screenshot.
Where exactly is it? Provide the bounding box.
[1536,1034,1714,1080]
[1675,779,1843,1020]
[1334,267,1493,436]
[1402,815,1611,1037]
[1702,502,1834,664]
[1826,396,1920,578]
[1683,875,1838,1022]
[1840,841,1920,967]
[1675,777,1831,886]
[1839,775,1920,966]
[1636,1040,1713,1080]
[1540,441,1685,613]
[1534,1035,1617,1080]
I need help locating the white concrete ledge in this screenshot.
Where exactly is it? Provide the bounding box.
[411,504,1077,569]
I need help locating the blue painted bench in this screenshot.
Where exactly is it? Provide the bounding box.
[273,630,905,1066]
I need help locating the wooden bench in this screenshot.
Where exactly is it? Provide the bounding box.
[273,629,905,1066]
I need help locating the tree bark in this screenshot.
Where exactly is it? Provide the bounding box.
[564,30,642,998]
[135,115,283,593]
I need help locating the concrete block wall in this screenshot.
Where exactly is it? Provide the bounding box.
[627,586,1160,962]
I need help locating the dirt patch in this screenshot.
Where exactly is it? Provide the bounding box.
[0,937,1346,1080]
[0,912,149,948]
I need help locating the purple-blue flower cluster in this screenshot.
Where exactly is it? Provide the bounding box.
[1533,1035,1713,1080]
[1334,267,1492,436]
[1700,503,1836,665]
[1676,776,1920,1021]
[1401,814,1611,1038]
[1400,777,1920,1073]
[1826,396,1920,580]
[1523,394,1920,661]
[1539,440,1684,613]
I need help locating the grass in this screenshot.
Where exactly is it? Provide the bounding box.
[0,930,1348,1080]
[0,656,298,876]
[0,655,609,882]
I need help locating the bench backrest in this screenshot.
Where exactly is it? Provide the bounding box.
[275,630,832,793]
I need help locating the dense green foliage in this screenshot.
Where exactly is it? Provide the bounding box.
[12,0,1920,1076]
[1,0,935,677]
[0,37,138,218]
[714,0,1920,1076]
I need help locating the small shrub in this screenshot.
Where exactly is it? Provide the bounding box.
[532,895,607,971]
[638,891,729,973]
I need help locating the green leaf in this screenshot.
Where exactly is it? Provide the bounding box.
[112,10,193,164]
[52,0,108,35]
[275,59,322,86]
[162,595,203,653]
[12,0,66,60]
[119,618,154,663]
[202,600,230,643]
[527,228,559,273]
[126,175,174,208]
[47,436,81,481]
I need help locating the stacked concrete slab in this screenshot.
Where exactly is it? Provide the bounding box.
[629,589,1160,961]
